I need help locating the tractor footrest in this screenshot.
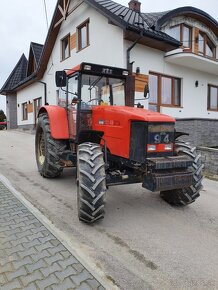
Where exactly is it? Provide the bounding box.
[143,171,193,192]
[147,156,193,170]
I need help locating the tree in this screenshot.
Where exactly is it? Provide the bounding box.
[0,110,6,122]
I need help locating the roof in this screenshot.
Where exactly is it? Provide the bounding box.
[84,0,180,45]
[27,42,44,76]
[0,54,28,94]
[143,7,218,34]
[0,42,43,95]
[31,42,44,65]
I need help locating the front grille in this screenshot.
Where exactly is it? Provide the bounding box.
[147,122,175,157]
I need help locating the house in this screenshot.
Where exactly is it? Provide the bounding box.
[1,0,218,146]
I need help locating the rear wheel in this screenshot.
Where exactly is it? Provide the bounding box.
[77,142,106,223]
[35,114,67,178]
[160,141,203,206]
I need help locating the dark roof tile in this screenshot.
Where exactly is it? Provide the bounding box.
[85,0,179,44]
[0,54,28,94]
[30,42,44,66]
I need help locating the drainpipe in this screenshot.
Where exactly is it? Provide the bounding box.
[38,81,47,105]
[126,33,142,74]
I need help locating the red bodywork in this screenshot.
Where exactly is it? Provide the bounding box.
[38,106,69,139]
[0,122,7,125]
[39,104,175,159]
[92,106,175,159]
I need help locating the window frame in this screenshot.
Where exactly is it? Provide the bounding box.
[169,23,192,50]
[77,19,90,52]
[149,72,182,111]
[22,102,28,121]
[61,34,70,61]
[182,24,192,50]
[208,84,218,111]
[198,30,216,59]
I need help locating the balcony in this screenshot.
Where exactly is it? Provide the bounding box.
[165,49,218,75]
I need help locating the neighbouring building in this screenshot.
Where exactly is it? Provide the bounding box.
[0,0,218,146]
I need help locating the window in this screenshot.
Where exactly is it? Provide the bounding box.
[77,19,89,51]
[80,74,125,107]
[61,34,70,60]
[22,102,28,120]
[169,24,192,49]
[198,31,216,58]
[208,85,218,111]
[149,73,181,112]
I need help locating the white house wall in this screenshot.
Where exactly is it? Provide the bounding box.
[17,83,44,126]
[125,41,218,119]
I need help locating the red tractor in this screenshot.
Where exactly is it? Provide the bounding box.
[35,63,203,223]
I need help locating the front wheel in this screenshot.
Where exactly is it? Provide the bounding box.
[160,141,203,206]
[35,114,67,178]
[77,142,106,223]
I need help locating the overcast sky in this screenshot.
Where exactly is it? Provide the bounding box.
[0,0,217,113]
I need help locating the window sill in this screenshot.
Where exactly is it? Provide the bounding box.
[207,109,218,112]
[60,55,71,62]
[159,105,183,109]
[76,44,90,53]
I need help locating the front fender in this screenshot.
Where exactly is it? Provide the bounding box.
[38,106,69,139]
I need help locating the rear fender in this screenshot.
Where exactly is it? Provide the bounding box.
[38,106,69,139]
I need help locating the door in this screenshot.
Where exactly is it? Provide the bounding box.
[34,97,42,126]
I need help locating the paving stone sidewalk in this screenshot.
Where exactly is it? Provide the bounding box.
[0,182,105,290]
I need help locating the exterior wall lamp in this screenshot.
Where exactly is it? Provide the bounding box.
[136,67,140,74]
[195,80,199,87]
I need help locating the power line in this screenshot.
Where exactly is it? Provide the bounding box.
[43,0,49,31]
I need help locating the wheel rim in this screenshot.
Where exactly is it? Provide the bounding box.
[38,129,45,165]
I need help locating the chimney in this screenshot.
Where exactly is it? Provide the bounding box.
[128,0,141,12]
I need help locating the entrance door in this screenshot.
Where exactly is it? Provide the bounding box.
[34,98,42,127]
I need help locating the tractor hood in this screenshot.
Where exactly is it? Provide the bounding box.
[92,106,175,123]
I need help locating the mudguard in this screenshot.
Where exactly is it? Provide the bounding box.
[38,106,69,139]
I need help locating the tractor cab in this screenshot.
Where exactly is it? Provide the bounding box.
[56,63,133,139]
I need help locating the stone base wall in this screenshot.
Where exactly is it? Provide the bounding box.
[18,124,35,130]
[197,146,218,177]
[175,118,218,147]
[6,94,18,129]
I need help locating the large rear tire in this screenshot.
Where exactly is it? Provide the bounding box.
[160,141,203,206]
[35,114,67,178]
[77,142,106,223]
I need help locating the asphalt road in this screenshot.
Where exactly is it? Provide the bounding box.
[0,130,218,290]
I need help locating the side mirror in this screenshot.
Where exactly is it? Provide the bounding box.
[55,71,67,87]
[144,84,149,99]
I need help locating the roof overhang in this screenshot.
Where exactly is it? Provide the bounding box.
[158,7,218,36]
[124,30,179,52]
[165,49,218,75]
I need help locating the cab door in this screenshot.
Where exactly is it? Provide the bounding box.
[67,74,79,139]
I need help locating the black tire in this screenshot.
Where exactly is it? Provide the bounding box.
[77,142,106,223]
[160,141,203,206]
[35,114,67,178]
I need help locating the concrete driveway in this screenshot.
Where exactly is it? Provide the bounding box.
[0,130,218,290]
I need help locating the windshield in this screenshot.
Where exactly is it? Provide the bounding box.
[80,74,125,108]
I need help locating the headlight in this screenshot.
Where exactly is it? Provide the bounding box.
[147,145,156,152]
[164,144,173,151]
